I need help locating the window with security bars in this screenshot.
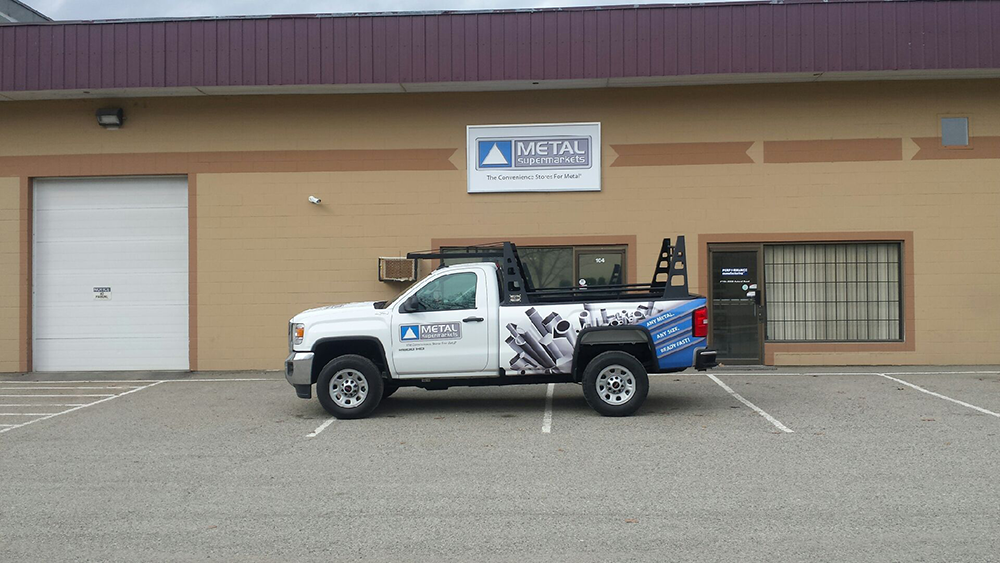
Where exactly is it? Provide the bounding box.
[764,243,902,342]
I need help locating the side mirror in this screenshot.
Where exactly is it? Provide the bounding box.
[400,295,420,313]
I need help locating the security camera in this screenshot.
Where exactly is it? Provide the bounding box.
[308,196,322,204]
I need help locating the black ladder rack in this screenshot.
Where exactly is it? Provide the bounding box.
[407,236,692,305]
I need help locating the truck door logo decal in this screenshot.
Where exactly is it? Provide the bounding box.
[400,325,420,341]
[400,323,462,342]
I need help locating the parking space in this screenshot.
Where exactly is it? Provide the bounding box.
[0,380,164,434]
[1,368,999,562]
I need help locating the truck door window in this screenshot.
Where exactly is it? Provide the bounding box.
[411,272,478,312]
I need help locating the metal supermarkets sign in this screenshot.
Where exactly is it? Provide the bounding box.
[467,122,601,193]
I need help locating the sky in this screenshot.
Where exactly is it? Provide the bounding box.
[30,1,733,21]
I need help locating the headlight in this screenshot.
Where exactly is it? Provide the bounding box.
[291,323,305,346]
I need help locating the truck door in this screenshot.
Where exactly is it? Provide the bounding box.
[391,270,491,376]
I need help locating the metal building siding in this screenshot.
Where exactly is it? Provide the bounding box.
[1,1,1000,93]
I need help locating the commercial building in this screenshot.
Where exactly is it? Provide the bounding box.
[1,0,999,372]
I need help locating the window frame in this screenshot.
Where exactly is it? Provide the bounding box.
[939,114,973,151]
[405,271,480,313]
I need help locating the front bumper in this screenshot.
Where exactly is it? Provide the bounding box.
[285,351,314,386]
[694,349,718,371]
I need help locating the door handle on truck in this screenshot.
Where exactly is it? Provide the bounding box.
[463,316,484,323]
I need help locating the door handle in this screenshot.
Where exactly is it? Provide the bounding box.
[463,316,484,323]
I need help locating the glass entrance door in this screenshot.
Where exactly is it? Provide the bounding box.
[709,246,764,364]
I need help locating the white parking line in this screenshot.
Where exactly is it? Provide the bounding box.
[706,373,794,433]
[306,418,336,438]
[0,380,168,384]
[710,370,1000,377]
[541,383,555,434]
[0,381,164,435]
[877,373,1000,418]
[0,404,86,407]
[164,378,281,382]
[0,386,145,390]
[0,394,115,398]
[0,378,280,384]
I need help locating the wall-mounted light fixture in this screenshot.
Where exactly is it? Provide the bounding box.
[95,107,124,129]
[308,196,322,204]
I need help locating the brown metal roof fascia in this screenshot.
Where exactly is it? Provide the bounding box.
[2,1,1000,94]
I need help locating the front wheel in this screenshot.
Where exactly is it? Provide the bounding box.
[316,355,384,419]
[581,351,649,417]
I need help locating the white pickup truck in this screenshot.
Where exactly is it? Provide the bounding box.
[285,237,717,419]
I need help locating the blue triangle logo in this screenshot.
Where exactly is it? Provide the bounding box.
[478,140,512,168]
[401,325,419,341]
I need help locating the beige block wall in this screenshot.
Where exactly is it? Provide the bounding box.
[2,79,999,370]
[0,177,22,372]
[196,161,1000,369]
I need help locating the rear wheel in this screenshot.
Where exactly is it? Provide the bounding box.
[316,355,384,419]
[581,351,649,417]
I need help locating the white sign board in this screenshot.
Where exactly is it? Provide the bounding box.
[467,122,601,193]
[93,286,112,301]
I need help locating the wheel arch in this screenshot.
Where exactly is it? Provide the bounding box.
[311,337,390,384]
[572,326,656,382]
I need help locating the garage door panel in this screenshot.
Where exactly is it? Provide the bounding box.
[32,273,188,305]
[34,177,186,210]
[34,207,188,242]
[32,337,191,372]
[35,241,188,274]
[34,305,189,339]
[33,177,189,372]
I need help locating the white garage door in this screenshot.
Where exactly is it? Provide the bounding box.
[33,177,189,371]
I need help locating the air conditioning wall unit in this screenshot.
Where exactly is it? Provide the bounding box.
[378,257,417,282]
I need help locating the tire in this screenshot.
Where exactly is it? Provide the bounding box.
[581,351,649,417]
[316,355,384,419]
[382,383,399,400]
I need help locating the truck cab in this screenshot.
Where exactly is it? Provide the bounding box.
[286,236,717,419]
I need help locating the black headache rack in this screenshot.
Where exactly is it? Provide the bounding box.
[407,236,693,306]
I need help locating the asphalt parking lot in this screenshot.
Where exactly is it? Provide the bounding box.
[1,367,998,563]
